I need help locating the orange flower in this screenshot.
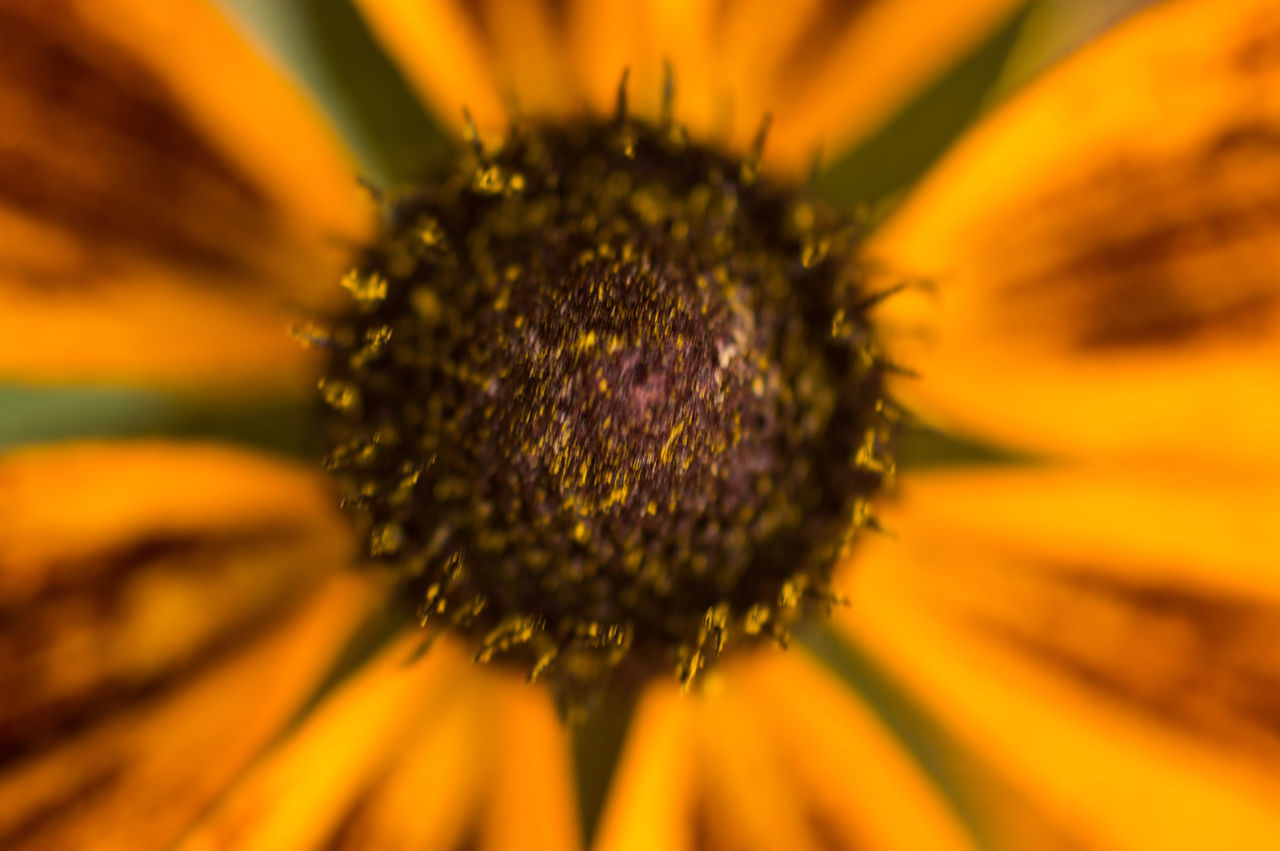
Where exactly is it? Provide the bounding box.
[2,1,1277,849]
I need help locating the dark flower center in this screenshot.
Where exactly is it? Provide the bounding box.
[318,104,895,704]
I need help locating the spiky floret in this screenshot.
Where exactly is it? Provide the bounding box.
[316,98,896,704]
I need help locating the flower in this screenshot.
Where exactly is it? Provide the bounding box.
[2,1,1277,850]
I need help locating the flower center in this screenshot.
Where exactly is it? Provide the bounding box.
[318,103,895,700]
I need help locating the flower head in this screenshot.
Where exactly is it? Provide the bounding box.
[2,0,1278,849]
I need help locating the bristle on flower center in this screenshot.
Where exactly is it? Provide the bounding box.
[314,84,896,705]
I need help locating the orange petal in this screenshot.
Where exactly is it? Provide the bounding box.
[840,463,1280,849]
[0,572,377,850]
[0,441,362,830]
[738,652,976,851]
[472,0,582,119]
[0,441,351,605]
[595,653,974,851]
[759,0,1023,172]
[351,0,510,139]
[180,634,580,851]
[871,0,1280,464]
[568,0,1023,169]
[177,635,473,851]
[301,664,491,851]
[357,0,1021,170]
[0,0,372,386]
[566,0,723,145]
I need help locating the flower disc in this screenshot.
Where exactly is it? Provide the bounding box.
[320,110,895,697]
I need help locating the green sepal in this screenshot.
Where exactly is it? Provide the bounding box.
[817,1,1036,217]
[0,383,317,458]
[218,0,452,184]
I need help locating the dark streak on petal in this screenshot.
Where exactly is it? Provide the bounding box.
[691,787,714,851]
[542,0,572,39]
[1235,11,1280,74]
[0,2,288,289]
[974,2,1280,358]
[322,783,484,851]
[773,0,875,92]
[995,120,1280,353]
[804,803,867,851]
[1204,121,1280,160]
[321,788,382,851]
[1072,282,1278,351]
[456,0,500,66]
[0,527,306,769]
[970,562,1280,766]
[1,533,248,608]
[0,764,123,851]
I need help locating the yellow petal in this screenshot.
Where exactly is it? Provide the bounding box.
[0,0,371,386]
[592,684,698,851]
[0,573,376,850]
[595,653,975,851]
[566,0,722,145]
[357,0,1021,170]
[478,679,583,851]
[840,463,1280,849]
[471,0,581,119]
[695,671,826,851]
[871,0,1280,464]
